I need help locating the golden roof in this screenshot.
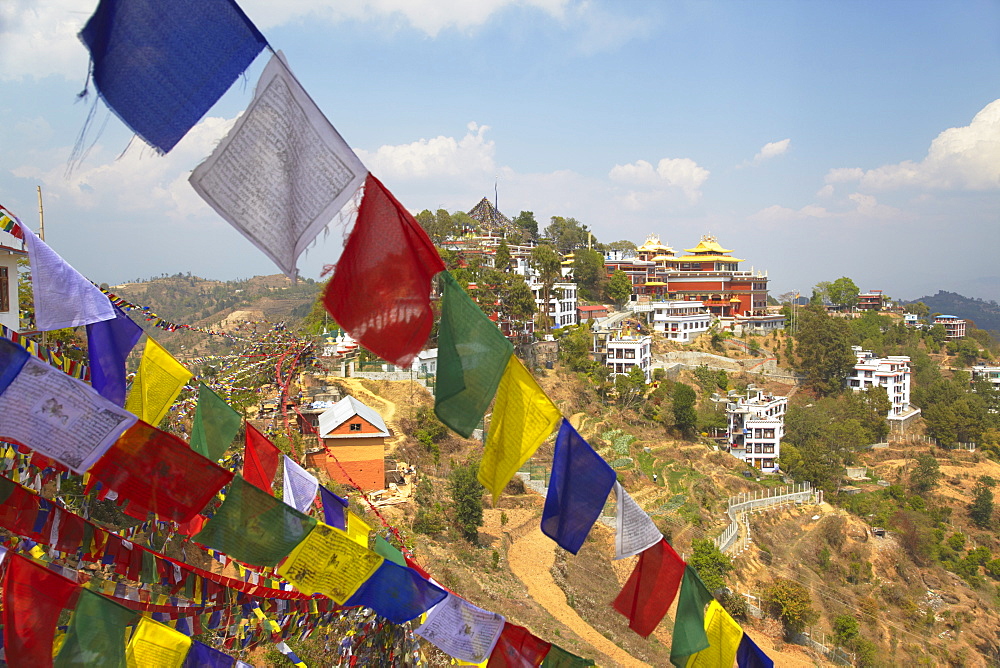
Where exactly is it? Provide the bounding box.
[672,254,744,263]
[637,233,673,253]
[644,281,667,286]
[684,234,733,255]
[651,254,674,261]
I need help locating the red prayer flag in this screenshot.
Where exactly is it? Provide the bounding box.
[323,174,445,367]
[3,553,79,668]
[487,622,552,668]
[243,424,280,494]
[88,421,234,523]
[612,538,685,638]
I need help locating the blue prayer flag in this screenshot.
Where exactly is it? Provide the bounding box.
[87,303,143,406]
[320,485,348,530]
[183,640,235,668]
[737,632,774,668]
[541,419,616,554]
[79,0,268,154]
[344,560,446,624]
[0,337,29,397]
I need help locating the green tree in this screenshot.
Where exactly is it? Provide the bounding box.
[530,245,561,331]
[672,383,698,436]
[909,453,941,493]
[544,216,592,253]
[614,365,646,408]
[795,306,855,396]
[688,538,733,593]
[558,324,593,372]
[572,248,608,302]
[494,238,511,272]
[904,301,930,319]
[606,269,632,307]
[827,276,860,309]
[606,239,637,254]
[497,273,535,330]
[449,461,484,544]
[764,578,819,639]
[513,210,538,241]
[832,614,860,648]
[969,477,995,529]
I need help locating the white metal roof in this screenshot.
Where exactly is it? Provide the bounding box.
[317,395,389,438]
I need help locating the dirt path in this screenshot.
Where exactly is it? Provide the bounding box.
[508,526,648,668]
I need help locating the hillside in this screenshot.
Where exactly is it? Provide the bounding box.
[908,290,1000,332]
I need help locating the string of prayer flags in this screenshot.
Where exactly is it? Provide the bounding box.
[126,337,193,427]
[2,552,80,666]
[669,566,715,667]
[90,421,233,523]
[612,481,663,560]
[0,352,136,474]
[276,522,383,604]
[346,510,372,547]
[86,303,144,407]
[190,383,242,462]
[54,588,137,668]
[480,356,561,503]
[320,484,348,530]
[282,454,319,513]
[194,476,315,567]
[541,420,616,554]
[0,335,30,394]
[17,221,115,330]
[612,538,685,638]
[79,0,267,154]
[323,173,446,367]
[737,633,774,668]
[182,641,236,668]
[539,645,594,667]
[344,560,447,625]
[684,600,743,668]
[243,424,280,495]
[0,204,25,239]
[189,51,368,280]
[416,593,506,665]
[486,622,551,668]
[434,270,513,437]
[126,617,192,668]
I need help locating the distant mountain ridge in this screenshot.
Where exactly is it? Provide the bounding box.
[907,290,1000,332]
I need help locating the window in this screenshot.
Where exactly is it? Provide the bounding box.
[0,266,7,313]
[763,444,774,454]
[349,423,362,431]
[624,349,635,359]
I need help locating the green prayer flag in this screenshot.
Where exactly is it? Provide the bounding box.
[141,550,157,586]
[373,535,406,567]
[540,644,594,667]
[54,589,136,668]
[190,382,243,461]
[434,271,513,438]
[193,476,316,567]
[0,476,14,504]
[669,565,715,667]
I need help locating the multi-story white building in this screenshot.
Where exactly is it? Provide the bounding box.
[647,300,712,341]
[846,347,917,420]
[530,281,578,328]
[726,389,786,473]
[605,332,652,382]
[934,315,966,340]
[971,365,1000,389]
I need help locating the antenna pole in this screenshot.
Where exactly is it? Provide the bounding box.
[36,186,45,241]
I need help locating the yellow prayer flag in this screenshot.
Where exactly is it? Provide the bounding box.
[685,600,743,668]
[277,522,383,604]
[346,510,371,548]
[479,356,561,503]
[125,337,192,427]
[125,617,191,668]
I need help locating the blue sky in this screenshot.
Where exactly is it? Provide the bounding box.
[2,0,1000,301]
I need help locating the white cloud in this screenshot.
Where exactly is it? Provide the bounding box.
[752,138,790,164]
[816,184,835,198]
[748,204,830,226]
[825,99,1000,192]
[748,192,899,230]
[0,0,91,82]
[608,157,709,205]
[355,122,496,181]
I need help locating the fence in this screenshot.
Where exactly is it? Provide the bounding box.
[741,594,854,665]
[888,433,976,451]
[715,482,819,554]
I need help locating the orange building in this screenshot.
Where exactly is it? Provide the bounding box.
[606,234,769,317]
[308,396,389,491]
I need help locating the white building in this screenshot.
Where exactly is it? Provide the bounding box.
[649,300,712,341]
[0,239,24,333]
[846,347,918,420]
[971,365,1000,389]
[934,315,966,340]
[530,281,578,328]
[605,332,652,382]
[726,388,786,473]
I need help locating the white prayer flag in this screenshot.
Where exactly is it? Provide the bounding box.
[0,356,136,473]
[613,481,662,560]
[282,454,319,513]
[416,593,505,664]
[189,51,368,279]
[19,222,114,330]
